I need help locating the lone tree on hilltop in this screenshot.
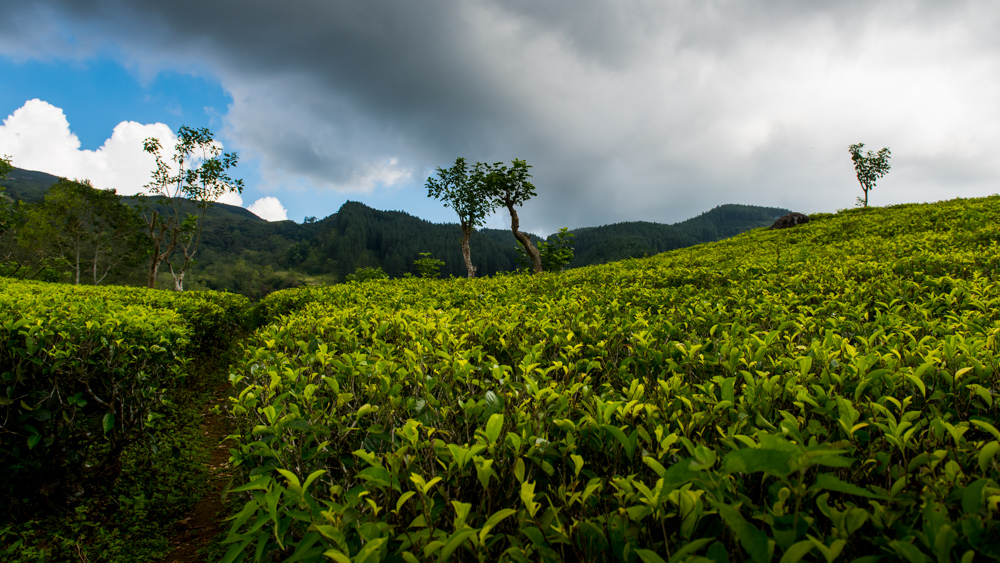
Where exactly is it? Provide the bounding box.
[849,142,891,208]
[141,126,243,290]
[476,159,543,273]
[426,157,489,278]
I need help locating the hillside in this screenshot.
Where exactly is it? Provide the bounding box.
[6,194,1000,561]
[223,195,1000,560]
[569,204,789,266]
[1,166,789,294]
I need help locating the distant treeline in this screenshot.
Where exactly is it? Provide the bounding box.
[1,166,789,298]
[570,204,792,267]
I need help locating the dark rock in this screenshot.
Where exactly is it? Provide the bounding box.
[769,212,810,230]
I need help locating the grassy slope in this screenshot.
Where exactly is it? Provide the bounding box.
[224,195,1000,561]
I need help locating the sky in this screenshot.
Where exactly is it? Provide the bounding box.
[1,1,999,233]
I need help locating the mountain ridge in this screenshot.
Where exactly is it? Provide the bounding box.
[1,166,791,294]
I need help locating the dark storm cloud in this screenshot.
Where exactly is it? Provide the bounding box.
[4,0,1000,232]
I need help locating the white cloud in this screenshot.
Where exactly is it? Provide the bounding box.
[0,99,175,195]
[215,190,243,207]
[247,196,288,221]
[0,99,249,206]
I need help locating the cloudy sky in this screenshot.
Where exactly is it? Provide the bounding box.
[1,1,998,233]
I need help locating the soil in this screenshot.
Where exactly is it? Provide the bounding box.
[163,385,234,562]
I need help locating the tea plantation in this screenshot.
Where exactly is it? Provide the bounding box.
[222,197,1000,562]
[4,195,1000,561]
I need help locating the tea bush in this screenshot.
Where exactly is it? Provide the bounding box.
[0,279,251,507]
[223,196,1000,561]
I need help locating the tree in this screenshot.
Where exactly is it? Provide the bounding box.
[538,227,575,272]
[849,143,891,207]
[0,155,13,237]
[141,126,243,290]
[476,159,543,273]
[0,157,62,280]
[22,179,147,285]
[426,157,490,278]
[413,252,444,278]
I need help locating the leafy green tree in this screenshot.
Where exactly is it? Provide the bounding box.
[0,155,13,237]
[849,143,891,207]
[426,157,489,278]
[21,179,147,284]
[476,159,543,273]
[517,227,575,273]
[141,126,243,290]
[413,252,445,278]
[538,227,575,272]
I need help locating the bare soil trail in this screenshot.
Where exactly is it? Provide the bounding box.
[164,384,234,562]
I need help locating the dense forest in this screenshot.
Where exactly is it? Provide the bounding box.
[0,166,789,297]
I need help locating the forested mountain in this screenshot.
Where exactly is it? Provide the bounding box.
[1,166,790,296]
[569,204,791,266]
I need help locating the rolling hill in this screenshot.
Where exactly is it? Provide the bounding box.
[1,166,791,294]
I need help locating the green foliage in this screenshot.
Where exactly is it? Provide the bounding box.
[345,266,389,283]
[0,280,189,503]
[224,194,1000,561]
[426,157,492,278]
[849,143,891,207]
[414,252,445,279]
[0,277,252,559]
[476,159,543,273]
[2,166,788,294]
[0,278,252,509]
[19,179,148,285]
[538,227,575,272]
[570,204,789,267]
[141,126,244,290]
[1,355,230,562]
[0,155,11,232]
[0,154,11,181]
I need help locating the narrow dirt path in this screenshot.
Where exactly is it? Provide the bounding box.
[164,385,234,562]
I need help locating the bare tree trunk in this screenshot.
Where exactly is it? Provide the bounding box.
[460,224,476,278]
[168,264,184,291]
[146,210,162,288]
[506,203,542,273]
[74,243,81,285]
[147,239,162,289]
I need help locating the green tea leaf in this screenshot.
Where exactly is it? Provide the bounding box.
[723,448,793,477]
[715,501,770,563]
[479,508,517,545]
[778,540,813,563]
[811,473,885,499]
[485,413,504,444]
[440,528,477,561]
[978,441,1000,472]
[962,479,988,514]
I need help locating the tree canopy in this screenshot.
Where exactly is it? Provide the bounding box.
[426,157,489,278]
[475,159,543,273]
[141,126,243,290]
[849,143,891,208]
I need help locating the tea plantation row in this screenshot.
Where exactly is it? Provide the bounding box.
[221,198,1000,561]
[0,279,250,507]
